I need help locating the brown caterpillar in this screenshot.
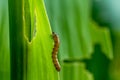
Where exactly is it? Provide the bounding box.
[52,32,61,71]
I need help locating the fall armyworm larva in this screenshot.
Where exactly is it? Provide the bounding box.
[52,32,61,71]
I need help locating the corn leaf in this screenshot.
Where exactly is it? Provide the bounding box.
[1,0,59,80]
[0,0,10,80]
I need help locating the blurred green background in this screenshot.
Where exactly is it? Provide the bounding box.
[0,0,120,80]
[44,0,120,80]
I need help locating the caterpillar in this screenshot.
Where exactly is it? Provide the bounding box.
[52,32,61,71]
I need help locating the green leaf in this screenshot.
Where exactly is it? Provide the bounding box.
[8,0,59,80]
[60,62,94,80]
[0,0,10,80]
[26,0,59,80]
[90,21,113,59]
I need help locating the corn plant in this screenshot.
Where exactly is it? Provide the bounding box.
[0,0,115,80]
[0,0,59,80]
